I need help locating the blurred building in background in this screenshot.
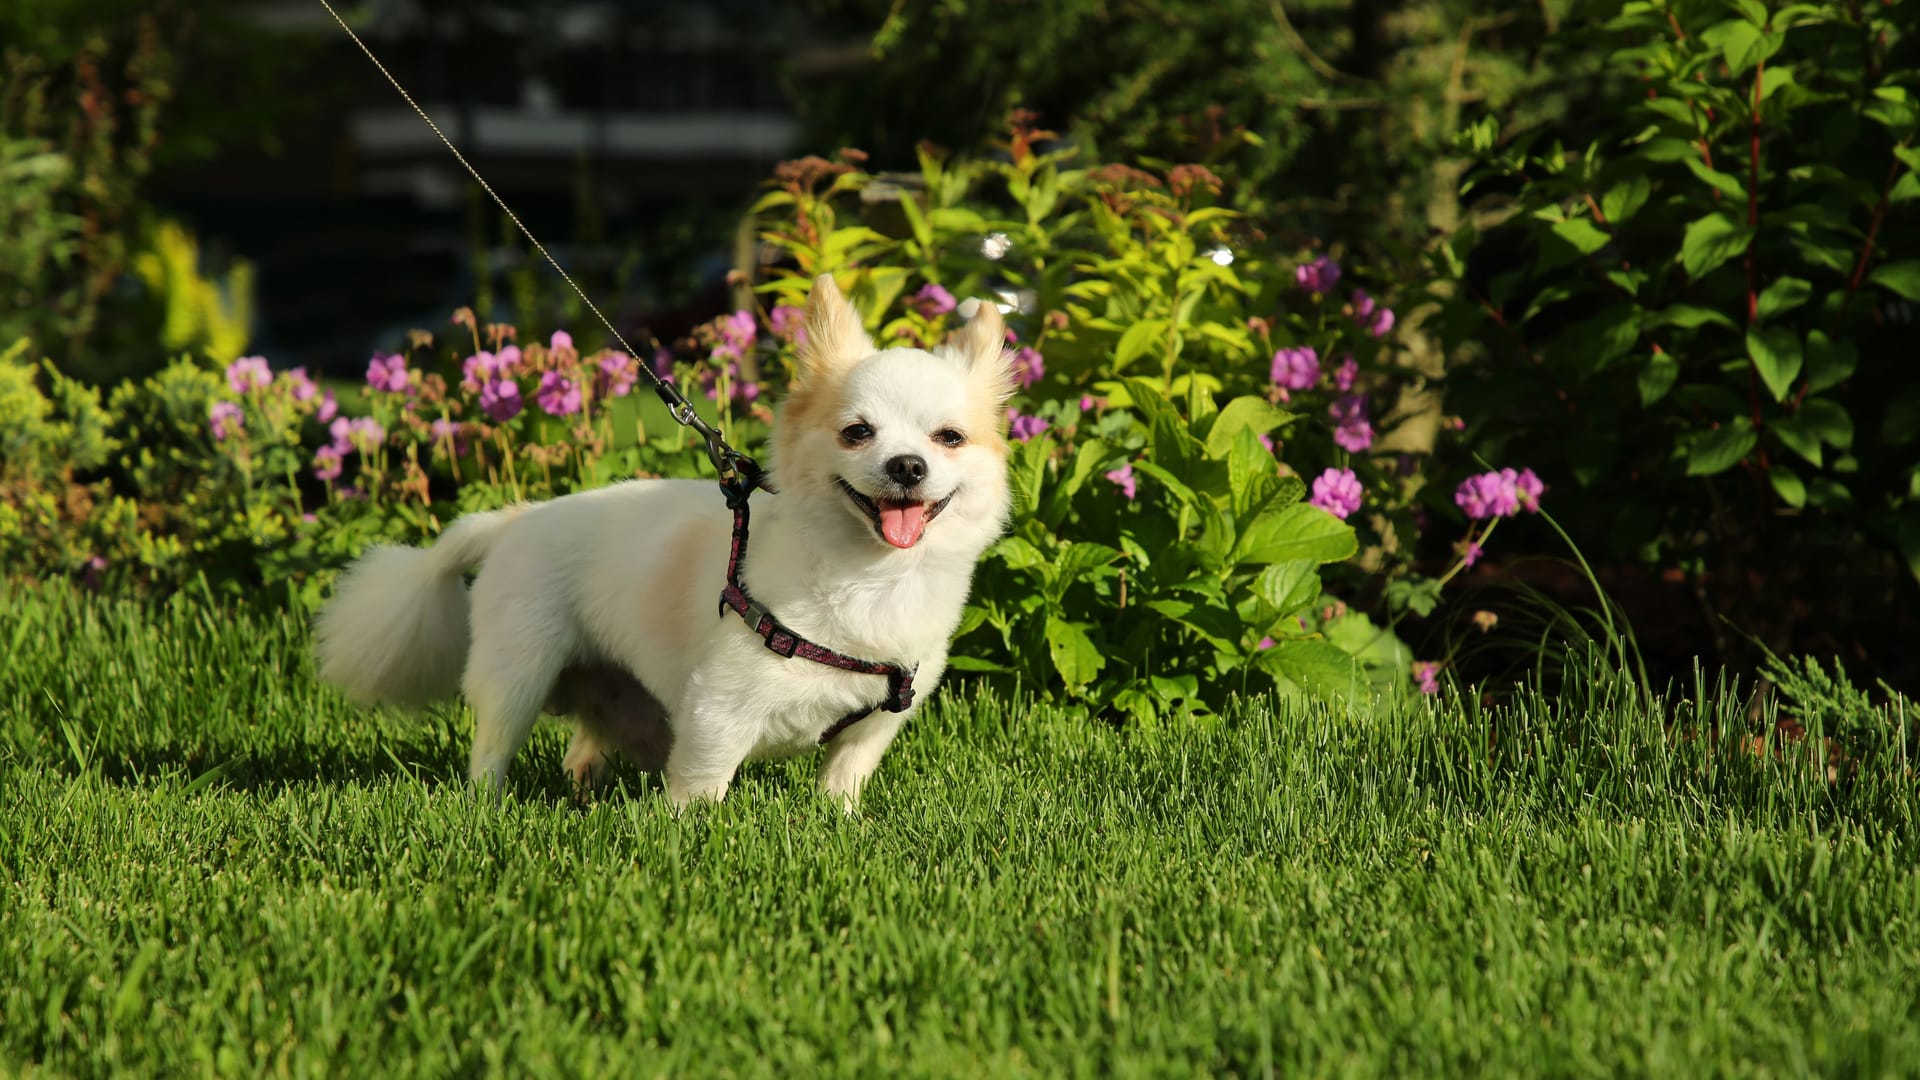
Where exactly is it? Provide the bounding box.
[159,0,853,370]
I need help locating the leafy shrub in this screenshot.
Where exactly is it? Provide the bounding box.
[1432,0,1920,663]
[749,135,1546,714]
[5,133,1553,716]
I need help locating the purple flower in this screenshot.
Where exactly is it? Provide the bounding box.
[1513,467,1545,512]
[1270,346,1319,391]
[651,347,675,381]
[1258,433,1275,455]
[429,417,468,456]
[1329,394,1374,453]
[1295,255,1342,294]
[1308,467,1362,520]
[461,351,498,393]
[768,303,806,342]
[480,378,523,422]
[225,356,271,395]
[1351,290,1395,338]
[1011,346,1045,389]
[281,366,317,403]
[550,330,574,353]
[497,345,523,372]
[536,372,583,417]
[1258,636,1276,650]
[1333,355,1359,392]
[312,444,344,481]
[366,352,412,394]
[1104,462,1138,500]
[596,352,637,399]
[713,311,757,361]
[316,390,338,424]
[1413,661,1441,695]
[1460,540,1483,568]
[913,283,957,318]
[331,416,385,454]
[1008,408,1049,442]
[1455,471,1521,520]
[208,400,244,441]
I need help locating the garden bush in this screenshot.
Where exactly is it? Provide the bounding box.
[1430,0,1919,674]
[4,132,1554,717]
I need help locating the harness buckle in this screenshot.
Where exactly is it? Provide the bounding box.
[886,669,917,713]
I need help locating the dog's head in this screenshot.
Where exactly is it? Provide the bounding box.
[771,273,1015,557]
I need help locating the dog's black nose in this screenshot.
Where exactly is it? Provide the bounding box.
[886,454,928,489]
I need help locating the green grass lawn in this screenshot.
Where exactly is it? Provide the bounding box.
[2,584,1916,1076]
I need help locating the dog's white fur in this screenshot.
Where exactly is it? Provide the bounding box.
[315,274,1014,808]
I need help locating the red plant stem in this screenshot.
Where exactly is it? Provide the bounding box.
[1846,154,1903,294]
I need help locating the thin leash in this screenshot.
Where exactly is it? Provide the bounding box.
[319,0,916,735]
[315,0,764,505]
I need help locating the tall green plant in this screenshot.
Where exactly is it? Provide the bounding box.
[1432,0,1919,667]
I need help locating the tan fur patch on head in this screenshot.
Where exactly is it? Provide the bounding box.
[794,273,874,389]
[940,302,1017,457]
[775,274,876,479]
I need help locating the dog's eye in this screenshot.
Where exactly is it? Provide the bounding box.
[840,422,874,444]
[932,428,967,448]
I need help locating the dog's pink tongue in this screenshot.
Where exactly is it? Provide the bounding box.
[878,500,928,548]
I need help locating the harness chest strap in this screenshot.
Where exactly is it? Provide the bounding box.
[717,502,918,744]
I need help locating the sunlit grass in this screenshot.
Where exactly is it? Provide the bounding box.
[3,583,1915,1075]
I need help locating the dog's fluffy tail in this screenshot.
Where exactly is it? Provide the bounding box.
[315,508,519,708]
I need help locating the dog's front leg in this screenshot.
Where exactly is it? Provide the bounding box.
[818,710,910,813]
[662,697,756,811]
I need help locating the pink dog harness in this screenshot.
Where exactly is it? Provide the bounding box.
[717,498,918,744]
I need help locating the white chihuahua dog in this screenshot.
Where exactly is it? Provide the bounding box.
[316,274,1015,808]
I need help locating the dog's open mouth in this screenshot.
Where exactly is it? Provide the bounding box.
[837,478,954,549]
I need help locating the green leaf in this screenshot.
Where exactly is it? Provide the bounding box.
[1649,304,1738,331]
[1754,277,1813,321]
[1798,398,1853,450]
[1043,616,1103,689]
[1232,503,1359,567]
[1258,639,1360,703]
[1746,326,1803,401]
[1203,395,1294,459]
[1639,352,1680,406]
[1868,261,1920,302]
[1252,560,1321,618]
[1768,466,1806,508]
[1113,319,1170,372]
[1680,213,1754,279]
[1142,598,1242,652]
[1804,331,1857,393]
[1700,19,1763,72]
[1686,420,1757,476]
[1054,541,1122,590]
[1601,176,1651,223]
[1550,218,1611,256]
[989,535,1050,571]
[1684,158,1748,202]
[1771,417,1823,467]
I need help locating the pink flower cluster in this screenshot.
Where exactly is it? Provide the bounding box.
[1270,346,1318,391]
[1328,394,1374,453]
[1007,407,1049,442]
[1351,289,1395,338]
[1308,467,1362,519]
[314,415,386,481]
[1105,461,1137,500]
[1454,468,1545,520]
[1011,346,1045,389]
[912,283,957,318]
[1296,255,1341,295]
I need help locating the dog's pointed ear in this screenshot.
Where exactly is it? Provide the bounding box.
[947,300,1015,406]
[796,273,874,386]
